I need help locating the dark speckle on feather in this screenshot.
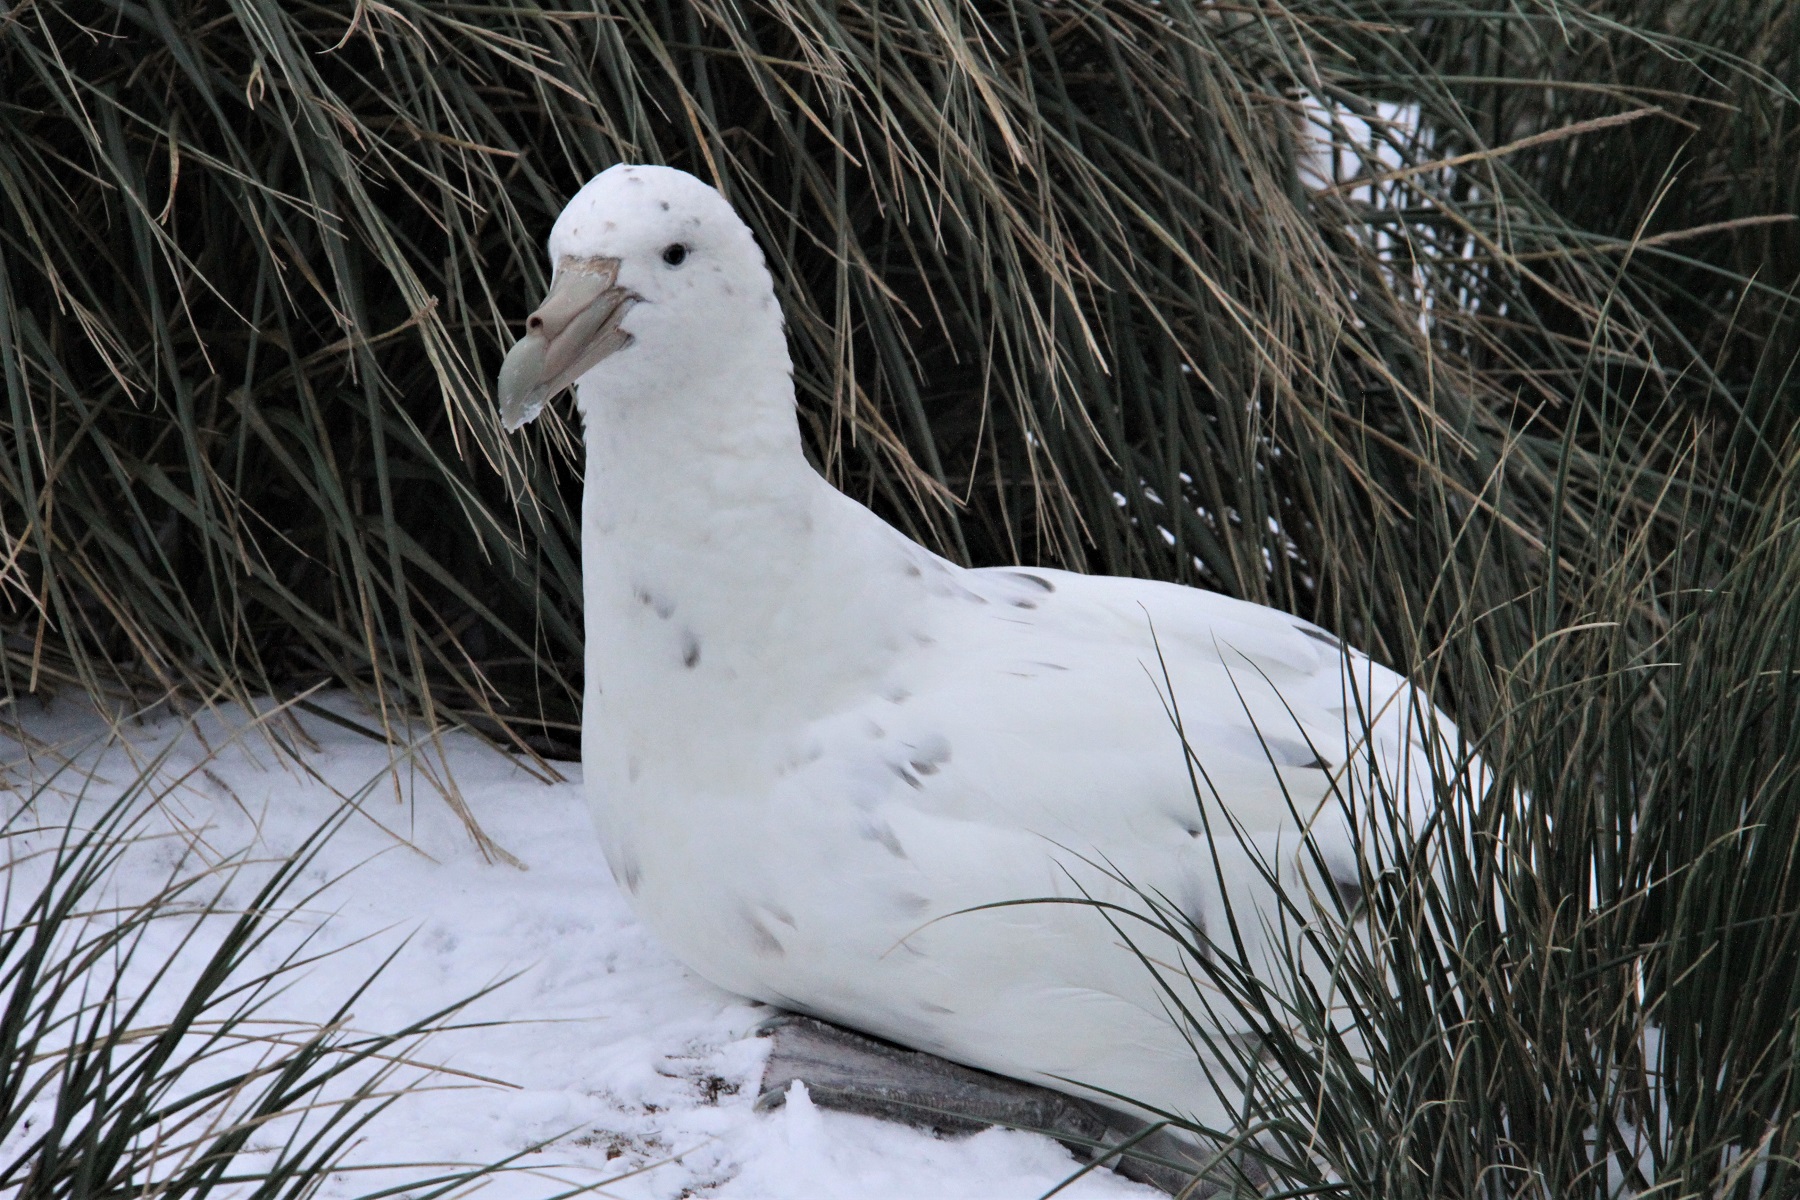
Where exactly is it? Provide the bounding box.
[904,735,950,776]
[904,562,922,577]
[1010,572,1055,592]
[890,763,923,790]
[1330,872,1365,915]
[920,1001,954,1015]
[860,821,908,858]
[904,735,950,775]
[682,631,701,668]
[744,913,785,957]
[1181,903,1211,960]
[1295,624,1342,650]
[893,892,930,915]
[1265,736,1326,769]
[635,585,675,619]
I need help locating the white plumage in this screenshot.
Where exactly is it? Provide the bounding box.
[498,164,1458,1131]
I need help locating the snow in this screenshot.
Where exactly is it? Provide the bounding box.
[1,694,1158,1200]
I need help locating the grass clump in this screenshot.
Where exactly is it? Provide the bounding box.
[1108,420,1800,1198]
[0,715,526,1199]
[3,0,1791,753]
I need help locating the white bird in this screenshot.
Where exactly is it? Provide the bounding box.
[498,163,1459,1133]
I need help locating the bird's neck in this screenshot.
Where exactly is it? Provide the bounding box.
[578,362,819,570]
[577,361,909,718]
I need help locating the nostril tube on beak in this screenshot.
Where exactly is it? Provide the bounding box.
[497,255,636,432]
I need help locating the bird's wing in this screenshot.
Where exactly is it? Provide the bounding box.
[853,557,1450,836]
[743,551,1468,1118]
[766,548,1460,954]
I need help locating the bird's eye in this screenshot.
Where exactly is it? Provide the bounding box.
[661,243,689,267]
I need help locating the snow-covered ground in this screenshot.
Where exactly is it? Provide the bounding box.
[2,694,1156,1199]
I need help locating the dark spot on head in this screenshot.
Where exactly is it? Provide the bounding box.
[682,631,701,669]
[659,200,670,211]
[1295,624,1343,650]
[1011,572,1055,592]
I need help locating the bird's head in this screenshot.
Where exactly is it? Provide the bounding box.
[498,164,786,431]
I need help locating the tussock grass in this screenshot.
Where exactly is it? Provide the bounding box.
[1089,417,1800,1197]
[4,1,1792,752]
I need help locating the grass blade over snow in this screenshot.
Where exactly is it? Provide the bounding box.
[0,715,528,1199]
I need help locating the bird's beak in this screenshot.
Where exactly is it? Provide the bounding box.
[497,256,636,431]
